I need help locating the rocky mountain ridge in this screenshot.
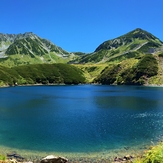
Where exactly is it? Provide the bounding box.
[71,28,163,64]
[0,32,76,66]
[1,28,163,66]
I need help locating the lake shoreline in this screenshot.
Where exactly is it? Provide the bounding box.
[0,144,149,163]
[0,83,92,88]
[1,82,163,88]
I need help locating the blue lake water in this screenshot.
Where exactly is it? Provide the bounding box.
[0,85,163,157]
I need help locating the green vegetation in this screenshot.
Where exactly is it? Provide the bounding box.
[109,51,142,62]
[0,65,20,86]
[0,51,68,67]
[72,52,87,56]
[0,63,85,86]
[133,142,163,163]
[121,54,158,85]
[94,55,158,85]
[75,64,107,82]
[138,42,160,53]
[5,43,19,55]
[74,50,107,63]
[158,52,163,58]
[0,154,6,161]
[94,64,121,84]
[135,54,158,77]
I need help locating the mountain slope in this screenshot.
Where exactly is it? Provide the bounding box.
[0,32,76,67]
[94,54,159,85]
[72,28,163,64]
[0,63,85,86]
[0,33,16,58]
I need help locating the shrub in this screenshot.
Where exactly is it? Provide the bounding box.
[0,154,6,161]
[133,142,163,163]
[135,54,158,78]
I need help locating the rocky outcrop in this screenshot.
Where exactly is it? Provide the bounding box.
[7,152,25,162]
[40,155,68,163]
[114,155,134,163]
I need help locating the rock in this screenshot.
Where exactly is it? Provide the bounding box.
[114,155,134,162]
[124,155,131,160]
[114,157,123,162]
[40,155,68,163]
[7,152,17,158]
[8,158,17,163]
[7,153,25,162]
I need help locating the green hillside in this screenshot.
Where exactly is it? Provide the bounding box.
[93,54,161,85]
[0,63,85,86]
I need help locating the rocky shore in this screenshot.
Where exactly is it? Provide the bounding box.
[2,152,140,163]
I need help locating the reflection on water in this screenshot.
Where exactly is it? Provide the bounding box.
[0,85,163,155]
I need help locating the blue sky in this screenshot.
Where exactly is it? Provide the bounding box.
[1,0,163,53]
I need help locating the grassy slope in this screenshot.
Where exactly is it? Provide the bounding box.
[92,53,163,85]
[0,52,68,67]
[74,64,108,83]
[148,54,163,85]
[74,53,163,85]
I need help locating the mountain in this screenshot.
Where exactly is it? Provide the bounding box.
[71,28,163,64]
[1,28,163,85]
[72,28,163,85]
[0,32,76,67]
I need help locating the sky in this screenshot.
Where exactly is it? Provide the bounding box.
[0,0,163,53]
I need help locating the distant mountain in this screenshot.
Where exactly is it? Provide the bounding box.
[71,28,163,64]
[0,32,76,67]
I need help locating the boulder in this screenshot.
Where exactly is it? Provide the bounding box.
[124,155,131,160]
[40,155,68,163]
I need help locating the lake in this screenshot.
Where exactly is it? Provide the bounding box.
[0,85,163,159]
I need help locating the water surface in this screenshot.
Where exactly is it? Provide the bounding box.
[0,85,163,158]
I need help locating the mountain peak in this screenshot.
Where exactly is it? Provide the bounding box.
[23,32,35,37]
[94,28,163,52]
[133,28,144,32]
[126,28,161,41]
[132,28,150,35]
[15,32,39,40]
